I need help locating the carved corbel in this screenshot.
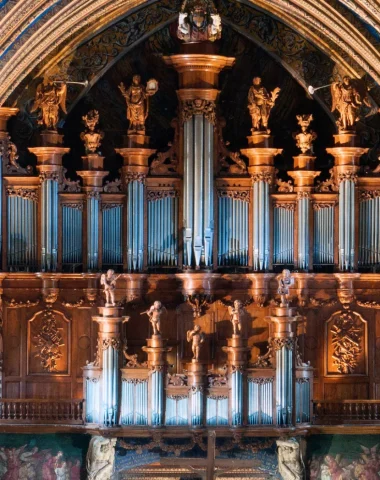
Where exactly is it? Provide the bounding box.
[36,273,61,306]
[293,273,314,307]
[185,294,212,318]
[248,273,274,308]
[124,274,147,303]
[334,273,360,310]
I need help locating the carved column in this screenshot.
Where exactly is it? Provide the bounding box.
[327,134,368,271]
[30,133,70,271]
[142,333,171,426]
[163,54,235,270]
[266,305,302,426]
[116,141,155,272]
[288,156,320,271]
[222,333,250,426]
[0,108,19,268]
[242,136,282,271]
[78,155,109,271]
[90,306,128,426]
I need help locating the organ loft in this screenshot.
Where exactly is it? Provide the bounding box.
[1,0,380,479]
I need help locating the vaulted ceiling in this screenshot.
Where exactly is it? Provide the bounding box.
[0,0,379,108]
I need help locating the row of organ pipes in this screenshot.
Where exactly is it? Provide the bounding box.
[0,28,377,274]
[83,269,312,429]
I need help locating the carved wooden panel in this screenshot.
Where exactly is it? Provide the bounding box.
[4,308,21,377]
[27,309,70,375]
[325,311,367,376]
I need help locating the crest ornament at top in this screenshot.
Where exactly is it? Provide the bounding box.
[177,0,222,43]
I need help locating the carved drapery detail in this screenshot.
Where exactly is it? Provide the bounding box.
[251,171,273,184]
[331,312,362,374]
[34,309,64,373]
[217,190,250,202]
[147,190,179,202]
[273,203,296,211]
[6,187,38,202]
[180,99,216,125]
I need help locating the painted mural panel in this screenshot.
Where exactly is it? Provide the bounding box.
[0,434,89,479]
[308,435,380,480]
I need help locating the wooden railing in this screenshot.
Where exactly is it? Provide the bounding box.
[0,399,84,424]
[313,400,380,424]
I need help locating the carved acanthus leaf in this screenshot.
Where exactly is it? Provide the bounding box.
[34,309,64,372]
[104,178,121,193]
[331,312,362,374]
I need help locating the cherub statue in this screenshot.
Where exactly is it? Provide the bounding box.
[276,438,304,480]
[119,75,158,135]
[100,269,120,306]
[293,114,317,154]
[331,76,367,132]
[177,0,222,43]
[80,110,104,154]
[187,324,205,361]
[248,77,280,133]
[277,269,294,307]
[86,436,116,480]
[228,300,244,336]
[31,79,67,130]
[141,301,166,336]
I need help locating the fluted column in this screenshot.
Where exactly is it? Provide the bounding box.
[142,333,171,427]
[163,54,235,270]
[116,142,155,272]
[242,138,282,271]
[0,108,19,268]
[288,156,320,271]
[91,306,128,427]
[327,134,368,271]
[266,306,302,426]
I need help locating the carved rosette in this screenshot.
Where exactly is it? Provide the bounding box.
[180,99,216,125]
[6,187,38,202]
[217,190,250,202]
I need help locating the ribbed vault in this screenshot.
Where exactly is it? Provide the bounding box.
[0,0,379,106]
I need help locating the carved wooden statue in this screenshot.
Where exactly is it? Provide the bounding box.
[293,114,317,154]
[248,77,280,133]
[277,269,294,307]
[331,76,365,132]
[100,270,120,307]
[177,0,222,43]
[31,80,67,130]
[86,436,116,480]
[119,75,158,135]
[228,300,244,336]
[81,110,104,153]
[187,324,205,361]
[276,438,304,480]
[141,301,166,336]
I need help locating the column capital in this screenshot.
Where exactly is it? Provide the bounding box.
[0,107,18,132]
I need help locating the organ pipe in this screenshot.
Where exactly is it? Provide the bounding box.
[102,205,123,267]
[41,177,59,272]
[127,180,144,271]
[313,204,335,266]
[62,204,83,268]
[273,205,294,266]
[252,180,270,271]
[339,179,355,271]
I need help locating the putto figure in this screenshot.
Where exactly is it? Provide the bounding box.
[81,110,104,153]
[177,0,222,43]
[100,269,120,307]
[276,438,304,480]
[277,269,294,307]
[141,301,167,336]
[248,77,280,133]
[331,76,365,132]
[228,300,244,336]
[86,436,116,480]
[31,80,67,130]
[187,324,205,361]
[119,75,158,135]
[293,114,317,154]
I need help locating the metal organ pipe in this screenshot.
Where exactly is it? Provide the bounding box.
[339,179,355,271]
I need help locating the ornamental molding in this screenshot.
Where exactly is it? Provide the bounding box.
[101,203,123,211]
[62,202,84,211]
[297,191,310,199]
[271,337,296,351]
[217,190,250,202]
[273,203,296,211]
[247,377,274,385]
[39,171,60,183]
[180,99,216,125]
[6,187,38,202]
[251,171,273,184]
[337,171,358,184]
[86,191,100,200]
[122,378,148,385]
[124,172,146,185]
[5,298,40,308]
[313,202,336,210]
[101,337,121,351]
[147,190,179,202]
[359,190,380,201]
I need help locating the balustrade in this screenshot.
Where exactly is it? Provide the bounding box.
[0,399,84,424]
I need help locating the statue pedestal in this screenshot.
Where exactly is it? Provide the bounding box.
[81,153,105,170]
[40,130,64,146]
[247,132,273,148]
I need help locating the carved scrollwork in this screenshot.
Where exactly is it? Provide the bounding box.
[180,99,216,125]
[39,171,60,183]
[6,187,38,202]
[315,169,338,192]
[62,202,84,210]
[273,203,296,211]
[86,190,100,200]
[313,202,336,210]
[104,178,121,193]
[309,297,338,307]
[0,137,32,175]
[167,373,188,387]
[208,395,228,400]
[59,168,81,192]
[186,294,212,318]
[337,171,358,184]
[251,343,274,368]
[101,203,122,211]
[122,378,148,385]
[297,191,310,199]
[123,346,148,368]
[217,190,250,202]
[359,190,380,201]
[251,171,273,184]
[208,373,228,387]
[150,118,179,176]
[271,337,296,351]
[147,190,179,202]
[61,298,85,308]
[357,299,380,308]
[331,311,362,374]
[34,309,64,372]
[101,338,121,351]
[276,178,294,192]
[86,338,101,367]
[124,172,146,185]
[5,298,40,308]
[247,377,274,384]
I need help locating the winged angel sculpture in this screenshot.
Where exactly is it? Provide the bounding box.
[31,80,67,130]
[331,76,368,132]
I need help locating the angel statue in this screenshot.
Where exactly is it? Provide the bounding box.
[31,80,67,130]
[141,301,167,336]
[119,75,158,135]
[277,269,294,308]
[100,269,120,307]
[331,76,366,132]
[187,324,205,361]
[248,77,280,133]
[228,300,244,336]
